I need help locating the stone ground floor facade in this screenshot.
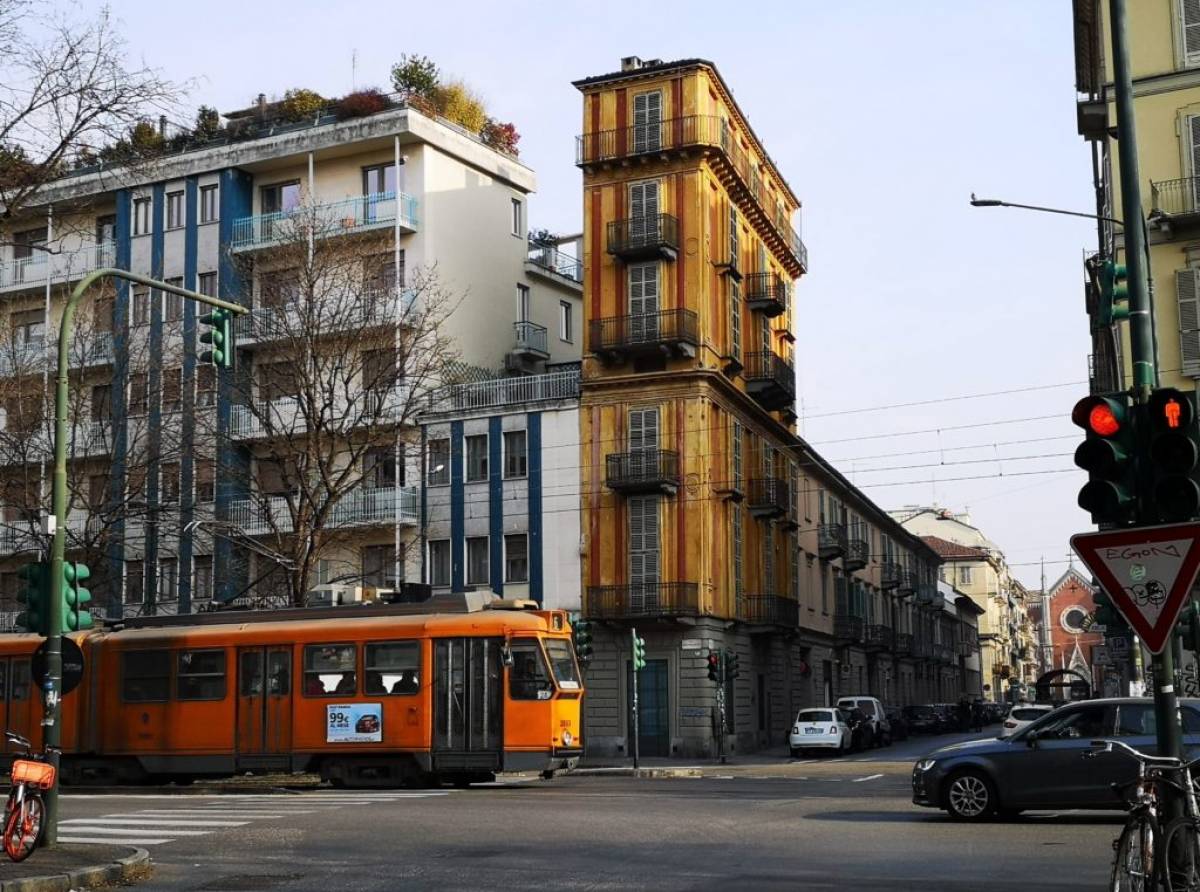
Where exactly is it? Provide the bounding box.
[582,621,981,759]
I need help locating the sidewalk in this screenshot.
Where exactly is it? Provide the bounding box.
[572,744,796,777]
[0,843,149,892]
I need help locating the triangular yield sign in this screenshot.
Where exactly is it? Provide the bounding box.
[1070,523,1200,654]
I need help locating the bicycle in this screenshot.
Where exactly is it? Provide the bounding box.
[2,731,57,862]
[1087,738,1200,892]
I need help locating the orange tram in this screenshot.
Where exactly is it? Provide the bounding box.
[0,596,584,787]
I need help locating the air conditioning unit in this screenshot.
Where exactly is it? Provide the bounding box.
[306,585,364,607]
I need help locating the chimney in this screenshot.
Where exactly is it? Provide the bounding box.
[158,115,167,137]
[620,56,643,72]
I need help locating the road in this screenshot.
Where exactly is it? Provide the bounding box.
[51,731,1118,891]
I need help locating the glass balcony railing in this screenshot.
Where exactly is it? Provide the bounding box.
[230,191,418,251]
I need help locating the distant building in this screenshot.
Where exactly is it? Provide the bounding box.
[1027,568,1106,694]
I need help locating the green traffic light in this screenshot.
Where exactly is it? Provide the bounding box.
[1099,260,1130,326]
[199,308,236,370]
[62,561,93,632]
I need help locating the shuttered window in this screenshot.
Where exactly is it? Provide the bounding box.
[732,420,744,491]
[630,180,659,222]
[629,262,659,343]
[1178,268,1200,376]
[1184,0,1200,64]
[732,503,744,601]
[629,495,660,611]
[730,279,742,363]
[790,534,800,601]
[633,91,662,153]
[728,205,739,270]
[764,522,774,594]
[629,406,659,452]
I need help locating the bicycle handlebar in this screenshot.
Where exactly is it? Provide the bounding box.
[1089,738,1200,770]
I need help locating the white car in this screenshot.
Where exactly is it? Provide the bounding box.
[998,703,1054,738]
[789,708,852,757]
[837,696,891,746]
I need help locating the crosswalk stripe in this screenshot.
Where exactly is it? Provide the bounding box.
[64,818,248,827]
[58,836,172,845]
[53,826,212,837]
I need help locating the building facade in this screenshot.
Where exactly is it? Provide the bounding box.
[0,98,581,618]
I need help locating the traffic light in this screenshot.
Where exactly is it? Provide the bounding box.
[62,561,93,632]
[631,630,646,672]
[15,562,47,636]
[1178,602,1200,656]
[1072,393,1138,525]
[1098,260,1130,327]
[725,649,740,680]
[1093,588,1128,631]
[199,307,235,370]
[1146,388,1200,523]
[706,651,721,683]
[572,618,593,667]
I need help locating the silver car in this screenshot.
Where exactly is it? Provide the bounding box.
[912,697,1200,821]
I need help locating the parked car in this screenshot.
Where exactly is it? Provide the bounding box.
[885,706,909,742]
[837,696,891,746]
[912,697,1200,821]
[903,704,942,735]
[789,708,852,757]
[998,703,1054,739]
[841,707,874,753]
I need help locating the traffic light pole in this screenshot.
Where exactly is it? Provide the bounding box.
[42,269,244,845]
[1109,0,1184,771]
[630,627,640,771]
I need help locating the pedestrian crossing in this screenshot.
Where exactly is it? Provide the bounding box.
[56,791,450,846]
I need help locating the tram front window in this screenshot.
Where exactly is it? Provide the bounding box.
[543,639,581,690]
[509,640,553,700]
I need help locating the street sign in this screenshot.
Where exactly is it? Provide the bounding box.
[1071,522,1200,654]
[31,637,84,696]
[1093,645,1111,666]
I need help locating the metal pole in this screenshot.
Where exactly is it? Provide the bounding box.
[630,627,640,770]
[43,268,244,846]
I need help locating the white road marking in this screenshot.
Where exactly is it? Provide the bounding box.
[51,826,213,836]
[58,835,172,846]
[63,817,248,827]
[852,774,884,783]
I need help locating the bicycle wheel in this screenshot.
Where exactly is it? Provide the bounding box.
[1162,818,1200,892]
[3,794,43,862]
[1112,814,1158,892]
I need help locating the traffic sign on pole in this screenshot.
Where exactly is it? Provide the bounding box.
[1070,523,1200,654]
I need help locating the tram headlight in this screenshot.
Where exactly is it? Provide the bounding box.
[562,730,573,747]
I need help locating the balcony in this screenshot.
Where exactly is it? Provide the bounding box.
[747,477,789,520]
[235,291,414,346]
[818,523,847,560]
[510,321,549,361]
[425,369,579,415]
[880,562,901,591]
[589,309,699,362]
[743,272,789,319]
[935,644,955,664]
[743,350,796,412]
[1150,177,1200,227]
[0,337,46,376]
[844,538,868,572]
[229,485,418,535]
[737,594,799,629]
[864,624,893,652]
[916,583,939,607]
[606,214,679,262]
[230,191,418,252]
[583,582,702,620]
[893,632,913,656]
[230,386,410,439]
[575,115,807,276]
[896,570,917,596]
[526,243,582,285]
[605,449,680,495]
[0,242,115,295]
[833,614,865,644]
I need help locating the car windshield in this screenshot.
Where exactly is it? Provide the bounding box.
[1011,707,1047,720]
[798,710,834,723]
[542,639,580,689]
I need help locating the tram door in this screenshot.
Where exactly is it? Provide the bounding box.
[237,648,293,764]
[432,638,502,768]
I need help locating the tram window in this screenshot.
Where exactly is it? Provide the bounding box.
[303,644,356,697]
[0,661,8,700]
[509,640,553,701]
[268,652,290,695]
[122,650,170,702]
[10,660,29,701]
[543,639,581,690]
[177,649,226,700]
[364,642,420,696]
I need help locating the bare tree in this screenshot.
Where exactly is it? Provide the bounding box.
[204,207,461,607]
[0,2,180,220]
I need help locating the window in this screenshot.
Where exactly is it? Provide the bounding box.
[11,309,44,344]
[429,540,451,587]
[11,228,46,261]
[129,373,148,415]
[732,421,743,491]
[161,463,180,503]
[427,438,450,486]
[732,502,743,602]
[363,544,398,590]
[632,90,662,153]
[303,644,356,696]
[3,393,41,434]
[91,384,111,423]
[505,534,528,583]
[94,295,114,332]
[364,445,400,488]
[544,639,580,689]
[122,650,169,702]
[177,650,225,700]
[164,279,183,322]
[199,184,219,224]
[503,430,527,479]
[95,215,116,245]
[511,197,522,236]
[10,661,28,701]
[261,181,301,215]
[261,269,300,309]
[517,284,530,321]
[467,536,489,585]
[127,466,147,501]
[364,641,419,695]
[197,365,216,407]
[194,555,213,600]
[163,367,182,412]
[198,271,217,297]
[1183,0,1200,66]
[126,560,144,605]
[1025,704,1110,740]
[629,495,660,590]
[465,434,488,482]
[509,640,552,700]
[362,163,398,196]
[728,205,739,270]
[88,473,108,510]
[131,287,150,326]
[559,300,572,342]
[628,263,659,323]
[166,190,184,230]
[132,197,151,235]
[959,566,973,585]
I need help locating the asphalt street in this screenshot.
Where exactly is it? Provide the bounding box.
[47,730,1119,891]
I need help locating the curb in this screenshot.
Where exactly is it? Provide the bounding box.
[570,767,703,778]
[0,847,151,892]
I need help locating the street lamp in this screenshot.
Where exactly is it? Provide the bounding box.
[968,193,1124,226]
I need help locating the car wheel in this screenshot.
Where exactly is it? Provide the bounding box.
[944,770,998,822]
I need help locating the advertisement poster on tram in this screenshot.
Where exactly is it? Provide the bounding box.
[326,704,383,742]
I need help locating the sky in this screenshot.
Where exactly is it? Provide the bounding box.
[96,0,1096,588]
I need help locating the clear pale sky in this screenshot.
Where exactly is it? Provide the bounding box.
[99,0,1095,588]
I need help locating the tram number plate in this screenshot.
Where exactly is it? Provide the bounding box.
[326,703,383,743]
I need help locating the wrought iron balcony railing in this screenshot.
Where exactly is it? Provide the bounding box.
[743,349,796,412]
[737,594,799,628]
[844,538,868,571]
[892,632,913,655]
[743,272,789,318]
[1150,176,1200,219]
[747,477,789,519]
[833,613,865,643]
[818,523,847,560]
[897,569,917,595]
[606,214,679,262]
[589,308,699,360]
[583,582,702,620]
[864,624,893,651]
[880,562,901,591]
[605,449,681,495]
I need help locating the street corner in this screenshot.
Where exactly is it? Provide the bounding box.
[0,844,151,892]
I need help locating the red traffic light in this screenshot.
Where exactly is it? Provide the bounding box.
[1089,404,1120,436]
[1072,395,1127,438]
